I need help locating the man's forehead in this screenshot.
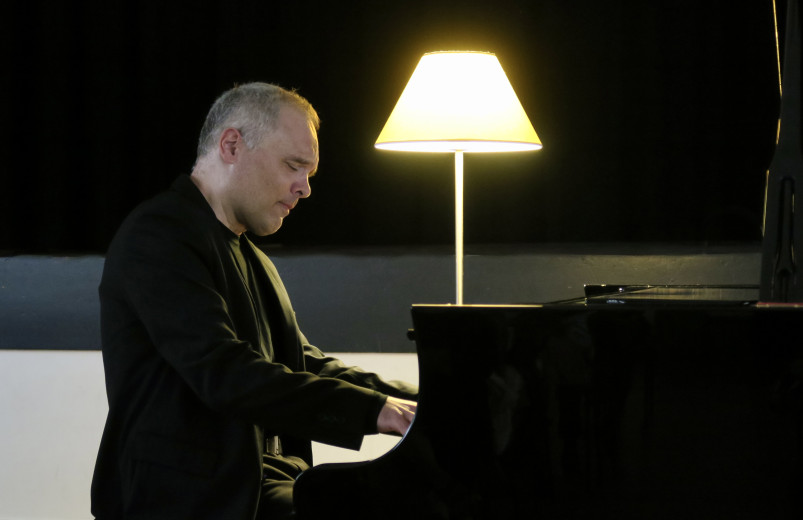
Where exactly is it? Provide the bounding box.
[284,128,319,175]
[287,129,319,165]
[281,107,318,145]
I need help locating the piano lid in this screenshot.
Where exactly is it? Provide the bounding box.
[583,284,760,306]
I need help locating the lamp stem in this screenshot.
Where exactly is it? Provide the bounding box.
[455,151,464,305]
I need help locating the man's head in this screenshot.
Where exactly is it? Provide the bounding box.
[192,83,320,237]
[196,82,320,161]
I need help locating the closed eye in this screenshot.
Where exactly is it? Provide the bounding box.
[286,157,318,177]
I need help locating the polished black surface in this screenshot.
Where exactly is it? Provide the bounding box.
[295,300,803,519]
[761,0,803,302]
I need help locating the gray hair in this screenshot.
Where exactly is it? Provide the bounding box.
[196,82,320,159]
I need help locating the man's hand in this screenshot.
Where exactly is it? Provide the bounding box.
[377,396,417,436]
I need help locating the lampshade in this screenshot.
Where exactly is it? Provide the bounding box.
[375,51,542,153]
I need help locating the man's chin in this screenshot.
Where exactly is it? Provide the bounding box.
[250,220,282,237]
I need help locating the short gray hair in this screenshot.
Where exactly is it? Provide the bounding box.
[196,82,320,159]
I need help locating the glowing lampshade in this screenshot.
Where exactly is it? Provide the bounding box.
[375,51,542,153]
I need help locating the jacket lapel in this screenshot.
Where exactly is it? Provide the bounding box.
[242,238,303,371]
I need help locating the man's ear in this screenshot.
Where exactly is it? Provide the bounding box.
[218,128,243,164]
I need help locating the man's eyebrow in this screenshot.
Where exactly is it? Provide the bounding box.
[287,155,318,176]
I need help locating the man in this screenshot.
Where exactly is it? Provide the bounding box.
[91,82,418,519]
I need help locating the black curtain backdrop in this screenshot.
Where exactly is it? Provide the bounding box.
[0,0,781,254]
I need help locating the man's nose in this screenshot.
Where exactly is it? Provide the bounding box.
[294,174,311,198]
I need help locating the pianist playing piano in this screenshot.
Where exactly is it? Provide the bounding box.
[90,82,418,520]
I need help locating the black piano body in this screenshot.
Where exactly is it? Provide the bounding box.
[295,286,803,519]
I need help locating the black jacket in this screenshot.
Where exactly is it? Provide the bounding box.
[91,175,417,519]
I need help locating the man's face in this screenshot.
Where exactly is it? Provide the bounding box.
[227,107,319,236]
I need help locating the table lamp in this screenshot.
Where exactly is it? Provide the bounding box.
[375,51,542,304]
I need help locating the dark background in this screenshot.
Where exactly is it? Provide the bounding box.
[0,0,783,254]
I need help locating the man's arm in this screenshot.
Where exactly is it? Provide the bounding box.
[104,205,392,448]
[300,340,419,401]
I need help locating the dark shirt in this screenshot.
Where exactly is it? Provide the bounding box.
[226,229,276,362]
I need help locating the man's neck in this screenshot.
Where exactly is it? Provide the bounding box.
[189,168,245,236]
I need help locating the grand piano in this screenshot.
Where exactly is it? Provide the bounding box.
[294,2,803,518]
[295,290,803,519]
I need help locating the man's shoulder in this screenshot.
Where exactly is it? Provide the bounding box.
[133,184,199,223]
[136,175,209,219]
[109,176,219,252]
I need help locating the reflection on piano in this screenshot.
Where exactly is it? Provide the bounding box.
[295,288,803,519]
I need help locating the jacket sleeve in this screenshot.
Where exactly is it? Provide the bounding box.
[301,337,419,402]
